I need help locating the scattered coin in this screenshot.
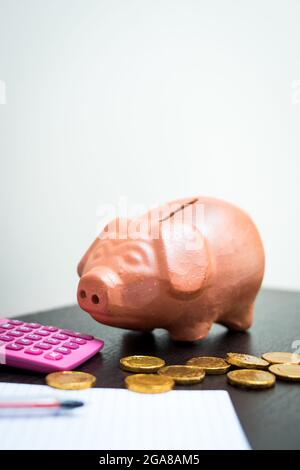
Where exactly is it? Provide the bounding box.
[119,349,300,393]
[262,352,300,365]
[120,355,165,373]
[125,373,174,394]
[227,369,275,390]
[226,352,269,370]
[158,365,205,384]
[268,363,300,382]
[46,371,96,390]
[186,356,230,375]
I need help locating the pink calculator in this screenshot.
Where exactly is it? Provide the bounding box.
[0,317,104,373]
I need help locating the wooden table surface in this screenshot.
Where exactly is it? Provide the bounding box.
[1,288,299,450]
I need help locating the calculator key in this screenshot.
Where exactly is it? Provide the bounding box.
[0,334,14,342]
[54,346,71,355]
[6,343,24,351]
[16,326,33,333]
[24,347,43,355]
[35,342,51,350]
[72,338,87,345]
[0,323,14,330]
[35,330,50,337]
[63,341,79,350]
[25,334,41,341]
[52,333,68,341]
[61,330,94,340]
[8,330,23,338]
[16,338,33,346]
[7,320,23,326]
[44,352,63,361]
[26,323,42,329]
[44,338,60,345]
[42,326,58,332]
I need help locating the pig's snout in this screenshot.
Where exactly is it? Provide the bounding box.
[77,271,109,317]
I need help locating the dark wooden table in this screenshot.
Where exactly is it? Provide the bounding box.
[1,288,299,450]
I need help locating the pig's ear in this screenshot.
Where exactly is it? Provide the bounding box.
[159,222,210,295]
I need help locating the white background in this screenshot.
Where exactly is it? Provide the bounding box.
[0,0,300,316]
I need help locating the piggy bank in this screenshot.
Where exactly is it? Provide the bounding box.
[77,197,265,341]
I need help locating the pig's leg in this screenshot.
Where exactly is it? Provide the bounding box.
[219,303,254,331]
[168,320,213,342]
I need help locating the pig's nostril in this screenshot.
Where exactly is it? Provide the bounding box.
[91,294,100,304]
[80,290,87,299]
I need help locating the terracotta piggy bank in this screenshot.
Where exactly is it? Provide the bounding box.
[77,197,265,341]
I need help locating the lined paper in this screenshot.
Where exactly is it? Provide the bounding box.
[0,382,250,450]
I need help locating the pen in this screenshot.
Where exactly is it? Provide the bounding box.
[0,397,84,416]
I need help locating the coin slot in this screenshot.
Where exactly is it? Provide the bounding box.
[159,198,198,222]
[91,294,99,304]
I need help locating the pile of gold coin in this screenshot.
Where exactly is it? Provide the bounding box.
[44,350,300,392]
[119,351,300,394]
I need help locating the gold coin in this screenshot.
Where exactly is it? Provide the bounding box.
[262,352,300,365]
[125,374,174,394]
[227,369,275,390]
[120,355,165,373]
[158,365,205,384]
[46,371,96,390]
[226,352,269,370]
[269,363,300,381]
[186,356,230,375]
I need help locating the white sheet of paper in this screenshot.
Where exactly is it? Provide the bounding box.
[0,382,250,450]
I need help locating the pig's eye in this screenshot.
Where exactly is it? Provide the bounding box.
[123,252,143,266]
